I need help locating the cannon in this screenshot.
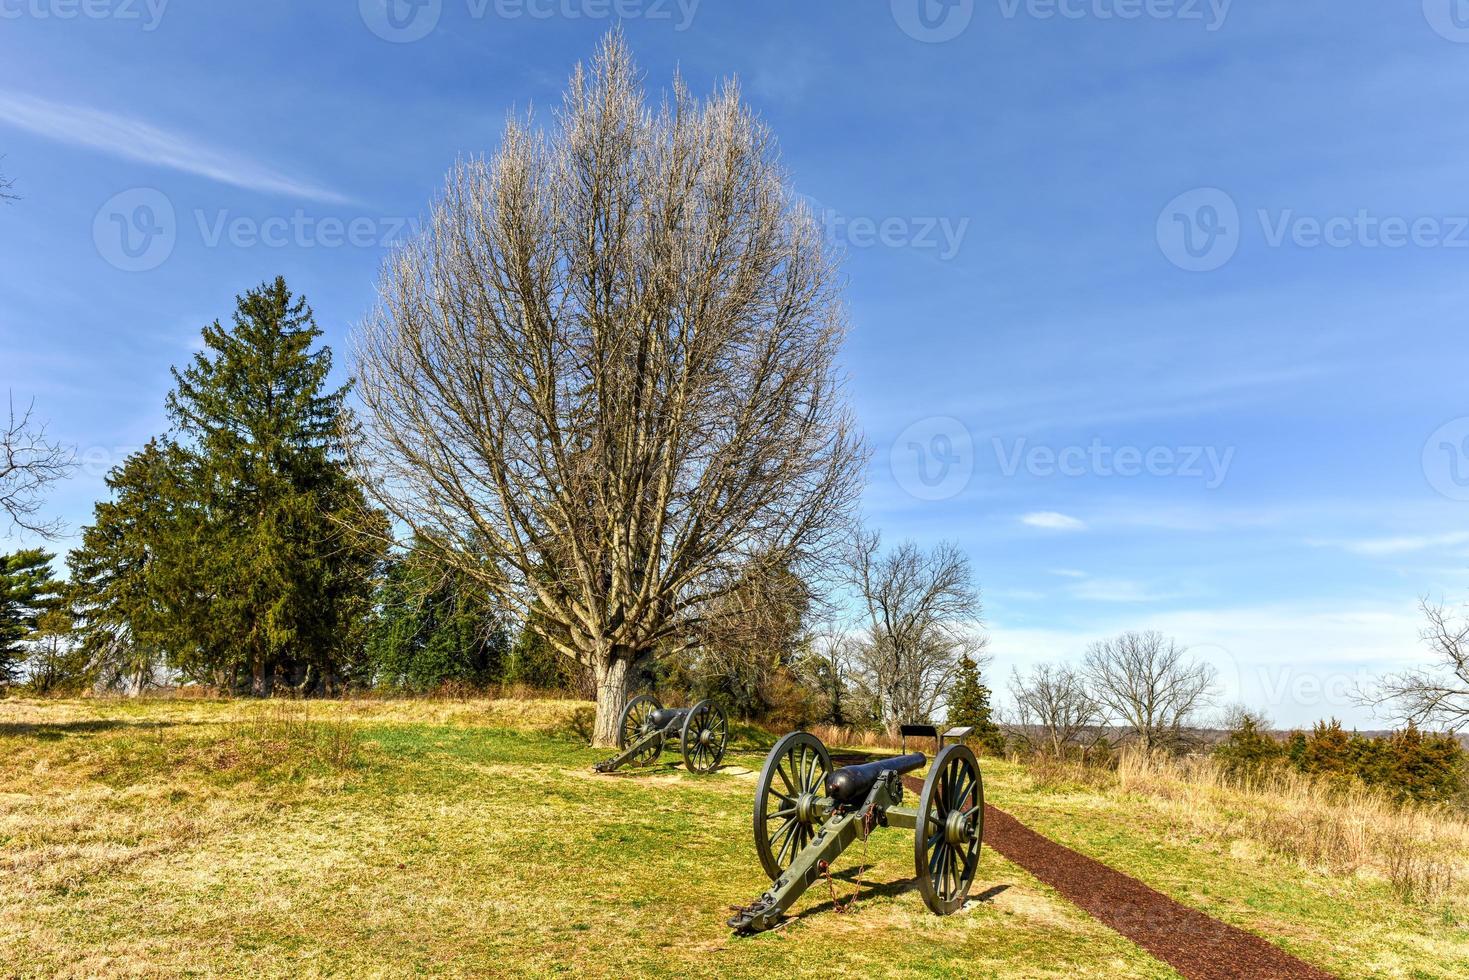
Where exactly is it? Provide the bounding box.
[592,694,729,775]
[727,731,984,934]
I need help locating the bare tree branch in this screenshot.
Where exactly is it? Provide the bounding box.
[1082,630,1217,752]
[844,531,984,734]
[1,395,75,538]
[796,622,862,726]
[1007,663,1105,758]
[1357,597,1469,733]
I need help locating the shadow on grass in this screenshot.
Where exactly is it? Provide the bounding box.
[756,875,1015,933]
[589,758,738,778]
[782,874,918,923]
[0,720,187,739]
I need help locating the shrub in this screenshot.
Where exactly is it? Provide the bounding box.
[1275,719,1467,805]
[1214,709,1284,779]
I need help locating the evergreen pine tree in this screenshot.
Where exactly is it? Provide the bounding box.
[67,440,203,690]
[1299,719,1352,777]
[506,608,576,691]
[163,277,384,694]
[367,539,509,692]
[1373,724,1464,803]
[70,278,386,695]
[0,548,62,684]
[1285,730,1308,767]
[946,654,1005,756]
[1214,710,1284,778]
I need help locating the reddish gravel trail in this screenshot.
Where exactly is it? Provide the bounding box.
[894,773,1335,980]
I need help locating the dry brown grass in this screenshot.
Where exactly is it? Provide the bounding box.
[0,692,595,736]
[805,723,907,752]
[1068,750,1469,906]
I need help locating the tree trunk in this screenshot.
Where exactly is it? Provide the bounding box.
[251,658,274,698]
[591,653,632,748]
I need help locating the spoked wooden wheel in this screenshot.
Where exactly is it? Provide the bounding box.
[680,700,728,774]
[617,694,663,766]
[915,743,984,915]
[753,731,831,881]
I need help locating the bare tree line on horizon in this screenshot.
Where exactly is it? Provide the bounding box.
[1006,629,1218,757]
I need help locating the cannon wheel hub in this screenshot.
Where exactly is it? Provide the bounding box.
[796,792,820,825]
[944,808,971,847]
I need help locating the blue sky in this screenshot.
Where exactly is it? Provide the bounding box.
[3,1,1468,726]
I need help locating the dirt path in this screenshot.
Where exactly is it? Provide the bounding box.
[895,772,1335,980]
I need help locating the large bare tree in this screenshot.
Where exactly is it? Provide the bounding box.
[1007,663,1104,758]
[799,624,861,727]
[1083,630,1217,752]
[349,33,865,745]
[1,396,74,538]
[1359,598,1469,733]
[846,532,984,735]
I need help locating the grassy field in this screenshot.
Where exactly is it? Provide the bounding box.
[0,698,1464,978]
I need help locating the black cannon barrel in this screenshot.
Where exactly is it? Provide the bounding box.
[648,708,688,729]
[824,752,927,805]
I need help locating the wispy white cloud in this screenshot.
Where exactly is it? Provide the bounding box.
[1050,568,1088,579]
[1020,511,1087,531]
[1318,530,1469,557]
[1097,503,1287,533]
[1070,578,1184,604]
[971,362,1340,438]
[0,92,355,205]
[988,588,1047,603]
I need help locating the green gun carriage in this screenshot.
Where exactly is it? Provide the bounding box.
[727,731,984,934]
[593,694,730,775]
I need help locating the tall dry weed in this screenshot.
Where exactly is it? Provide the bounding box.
[1110,749,1467,904]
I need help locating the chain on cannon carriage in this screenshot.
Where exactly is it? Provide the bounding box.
[727,728,984,934]
[592,694,731,775]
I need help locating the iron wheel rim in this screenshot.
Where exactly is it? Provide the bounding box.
[681,700,728,773]
[914,743,983,915]
[617,693,663,766]
[753,731,831,881]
